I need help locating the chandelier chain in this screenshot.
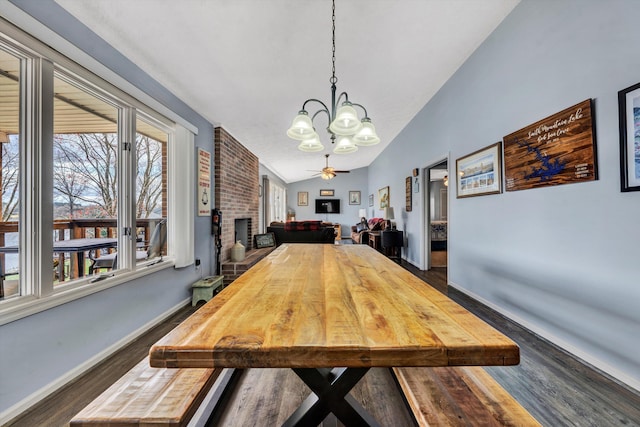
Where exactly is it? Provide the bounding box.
[287,0,379,154]
[330,0,337,85]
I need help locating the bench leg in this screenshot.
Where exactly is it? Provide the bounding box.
[283,367,381,427]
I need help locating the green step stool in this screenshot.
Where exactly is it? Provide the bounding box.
[191,275,224,306]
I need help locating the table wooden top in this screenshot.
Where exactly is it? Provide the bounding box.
[150,244,519,369]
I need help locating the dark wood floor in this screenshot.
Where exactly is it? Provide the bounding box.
[6,262,640,427]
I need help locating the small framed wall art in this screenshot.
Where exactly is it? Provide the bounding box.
[297,191,308,206]
[349,191,361,205]
[379,186,389,208]
[319,189,334,196]
[456,142,503,198]
[618,82,640,192]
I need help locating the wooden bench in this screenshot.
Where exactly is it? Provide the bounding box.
[392,366,542,426]
[71,357,234,427]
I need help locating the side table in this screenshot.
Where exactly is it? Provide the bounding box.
[191,275,225,306]
[368,231,381,250]
[381,230,403,263]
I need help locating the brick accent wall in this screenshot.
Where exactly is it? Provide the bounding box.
[214,127,259,262]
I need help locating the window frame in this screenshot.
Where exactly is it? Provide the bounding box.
[0,18,194,325]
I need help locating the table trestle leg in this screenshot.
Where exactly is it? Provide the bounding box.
[283,367,381,427]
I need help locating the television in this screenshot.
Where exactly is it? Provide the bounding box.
[315,199,341,214]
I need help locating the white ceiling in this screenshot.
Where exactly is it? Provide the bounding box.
[55,0,519,183]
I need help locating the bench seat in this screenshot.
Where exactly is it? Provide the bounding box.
[392,366,541,426]
[71,357,225,427]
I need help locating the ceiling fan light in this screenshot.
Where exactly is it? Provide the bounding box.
[329,103,362,136]
[321,171,335,180]
[333,135,358,154]
[353,118,380,146]
[287,111,315,140]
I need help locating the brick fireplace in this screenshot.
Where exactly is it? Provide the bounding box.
[214,127,259,263]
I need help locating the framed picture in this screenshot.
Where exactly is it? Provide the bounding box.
[405,177,412,212]
[369,194,374,207]
[255,232,276,248]
[349,191,361,205]
[456,142,503,198]
[297,191,308,206]
[319,189,334,196]
[618,83,640,191]
[503,99,597,192]
[379,186,389,208]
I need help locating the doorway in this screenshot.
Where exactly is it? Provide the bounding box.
[423,158,448,270]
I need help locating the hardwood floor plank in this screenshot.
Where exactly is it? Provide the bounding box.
[441,286,640,427]
[8,261,640,427]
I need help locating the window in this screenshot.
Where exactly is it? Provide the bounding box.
[268,182,287,223]
[0,46,21,299]
[53,71,120,282]
[0,19,193,318]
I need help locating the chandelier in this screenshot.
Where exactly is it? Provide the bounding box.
[286,0,380,154]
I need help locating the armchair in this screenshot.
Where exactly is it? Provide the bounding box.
[350,217,385,244]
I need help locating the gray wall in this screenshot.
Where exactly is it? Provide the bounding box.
[367,0,640,390]
[287,167,369,238]
[1,0,216,416]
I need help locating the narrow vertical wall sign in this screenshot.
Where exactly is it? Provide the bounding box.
[503,99,597,191]
[405,177,412,211]
[198,148,211,216]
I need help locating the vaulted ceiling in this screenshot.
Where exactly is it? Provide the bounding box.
[54,0,520,182]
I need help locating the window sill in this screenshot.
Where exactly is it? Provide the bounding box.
[0,258,175,326]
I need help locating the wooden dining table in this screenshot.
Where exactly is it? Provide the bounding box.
[150,243,519,426]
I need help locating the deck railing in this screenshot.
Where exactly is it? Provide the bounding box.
[0,218,163,285]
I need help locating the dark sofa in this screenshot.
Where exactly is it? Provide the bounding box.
[267,221,335,245]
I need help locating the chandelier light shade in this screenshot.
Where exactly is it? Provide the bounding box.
[329,102,363,136]
[287,111,315,140]
[298,132,325,152]
[333,135,358,154]
[286,0,380,154]
[353,118,380,146]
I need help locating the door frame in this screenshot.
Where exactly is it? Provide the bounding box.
[422,155,449,270]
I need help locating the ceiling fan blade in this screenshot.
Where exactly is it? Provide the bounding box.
[334,170,350,173]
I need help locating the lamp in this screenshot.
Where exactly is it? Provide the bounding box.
[358,208,367,223]
[383,206,395,230]
[286,0,380,154]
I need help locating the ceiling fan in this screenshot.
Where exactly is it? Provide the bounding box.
[309,154,350,180]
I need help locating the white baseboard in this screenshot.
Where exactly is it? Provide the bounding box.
[0,298,191,425]
[447,280,640,393]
